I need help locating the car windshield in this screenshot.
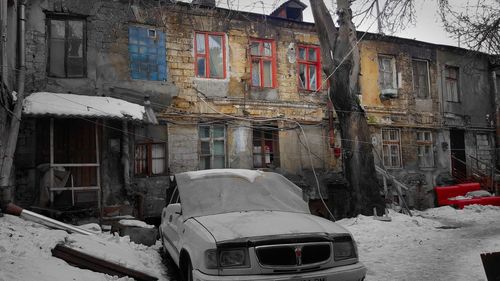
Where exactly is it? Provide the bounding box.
[175,169,310,218]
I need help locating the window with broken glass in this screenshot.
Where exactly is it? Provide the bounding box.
[445,66,459,102]
[128,26,167,81]
[297,45,321,91]
[199,125,226,169]
[253,128,280,168]
[417,131,434,168]
[250,39,276,88]
[412,59,430,99]
[378,55,397,92]
[382,129,402,168]
[47,17,86,78]
[135,143,166,176]
[195,32,226,79]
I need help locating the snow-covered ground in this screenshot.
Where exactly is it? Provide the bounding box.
[339,205,500,281]
[0,214,165,281]
[1,205,499,281]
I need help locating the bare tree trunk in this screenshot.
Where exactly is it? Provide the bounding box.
[311,0,384,217]
[0,0,25,205]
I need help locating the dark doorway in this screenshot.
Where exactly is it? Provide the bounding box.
[450,129,466,181]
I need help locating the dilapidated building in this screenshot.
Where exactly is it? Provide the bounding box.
[359,34,499,208]
[2,0,499,220]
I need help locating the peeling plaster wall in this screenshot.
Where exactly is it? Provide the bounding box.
[437,49,496,177]
[24,0,177,106]
[168,124,199,174]
[437,50,494,129]
[359,39,448,209]
[18,0,177,215]
[159,5,336,175]
[227,121,253,169]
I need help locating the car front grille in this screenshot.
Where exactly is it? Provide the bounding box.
[255,242,332,268]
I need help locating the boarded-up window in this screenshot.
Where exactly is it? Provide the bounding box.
[253,128,280,168]
[378,55,397,92]
[199,125,226,169]
[128,26,167,81]
[417,131,434,168]
[445,66,459,102]
[412,60,430,99]
[135,143,166,176]
[382,129,401,168]
[47,17,85,77]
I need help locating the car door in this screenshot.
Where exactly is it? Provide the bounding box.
[161,187,183,262]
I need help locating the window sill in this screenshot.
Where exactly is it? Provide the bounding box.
[47,75,87,79]
[251,86,277,90]
[418,167,435,171]
[194,77,229,81]
[133,174,169,178]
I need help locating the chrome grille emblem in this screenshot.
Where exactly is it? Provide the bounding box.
[294,246,302,266]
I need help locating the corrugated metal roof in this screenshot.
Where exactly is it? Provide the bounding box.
[23,92,151,122]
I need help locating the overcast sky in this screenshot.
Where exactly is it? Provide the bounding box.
[206,0,475,48]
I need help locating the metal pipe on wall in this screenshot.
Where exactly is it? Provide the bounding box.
[0,0,25,203]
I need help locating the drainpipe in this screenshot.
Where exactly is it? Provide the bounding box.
[0,0,7,91]
[493,70,499,174]
[0,0,25,206]
[122,119,131,195]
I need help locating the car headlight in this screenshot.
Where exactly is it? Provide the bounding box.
[205,248,250,268]
[333,236,357,261]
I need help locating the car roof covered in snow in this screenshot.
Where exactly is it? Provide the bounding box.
[175,169,310,218]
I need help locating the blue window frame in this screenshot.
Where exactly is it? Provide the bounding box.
[128,26,166,81]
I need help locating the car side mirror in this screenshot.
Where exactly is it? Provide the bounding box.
[167,203,182,215]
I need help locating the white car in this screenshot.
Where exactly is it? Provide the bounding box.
[159,169,366,281]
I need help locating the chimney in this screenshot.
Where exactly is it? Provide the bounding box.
[192,0,216,7]
[270,0,307,22]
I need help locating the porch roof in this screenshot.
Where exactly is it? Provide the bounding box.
[23,92,156,123]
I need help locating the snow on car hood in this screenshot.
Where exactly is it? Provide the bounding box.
[175,169,310,218]
[194,210,350,242]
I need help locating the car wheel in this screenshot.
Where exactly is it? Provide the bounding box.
[182,259,193,281]
[159,229,168,255]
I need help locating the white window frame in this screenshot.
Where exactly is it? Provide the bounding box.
[378,55,398,96]
[416,131,434,168]
[412,59,431,99]
[199,124,226,170]
[382,128,402,168]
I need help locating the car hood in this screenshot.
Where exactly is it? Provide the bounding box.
[194,211,350,242]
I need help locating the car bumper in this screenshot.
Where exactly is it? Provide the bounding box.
[192,262,366,281]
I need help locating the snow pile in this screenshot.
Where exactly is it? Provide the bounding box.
[118,219,155,229]
[339,206,500,281]
[0,214,166,281]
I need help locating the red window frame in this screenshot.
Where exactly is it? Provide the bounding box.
[250,38,277,88]
[297,45,321,91]
[194,31,227,79]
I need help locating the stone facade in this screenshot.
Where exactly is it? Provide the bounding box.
[3,0,500,218]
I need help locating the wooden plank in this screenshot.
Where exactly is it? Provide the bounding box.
[50,118,54,205]
[481,252,500,281]
[52,244,158,281]
[51,163,100,167]
[50,186,99,191]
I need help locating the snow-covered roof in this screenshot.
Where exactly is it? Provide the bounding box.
[23,92,150,122]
